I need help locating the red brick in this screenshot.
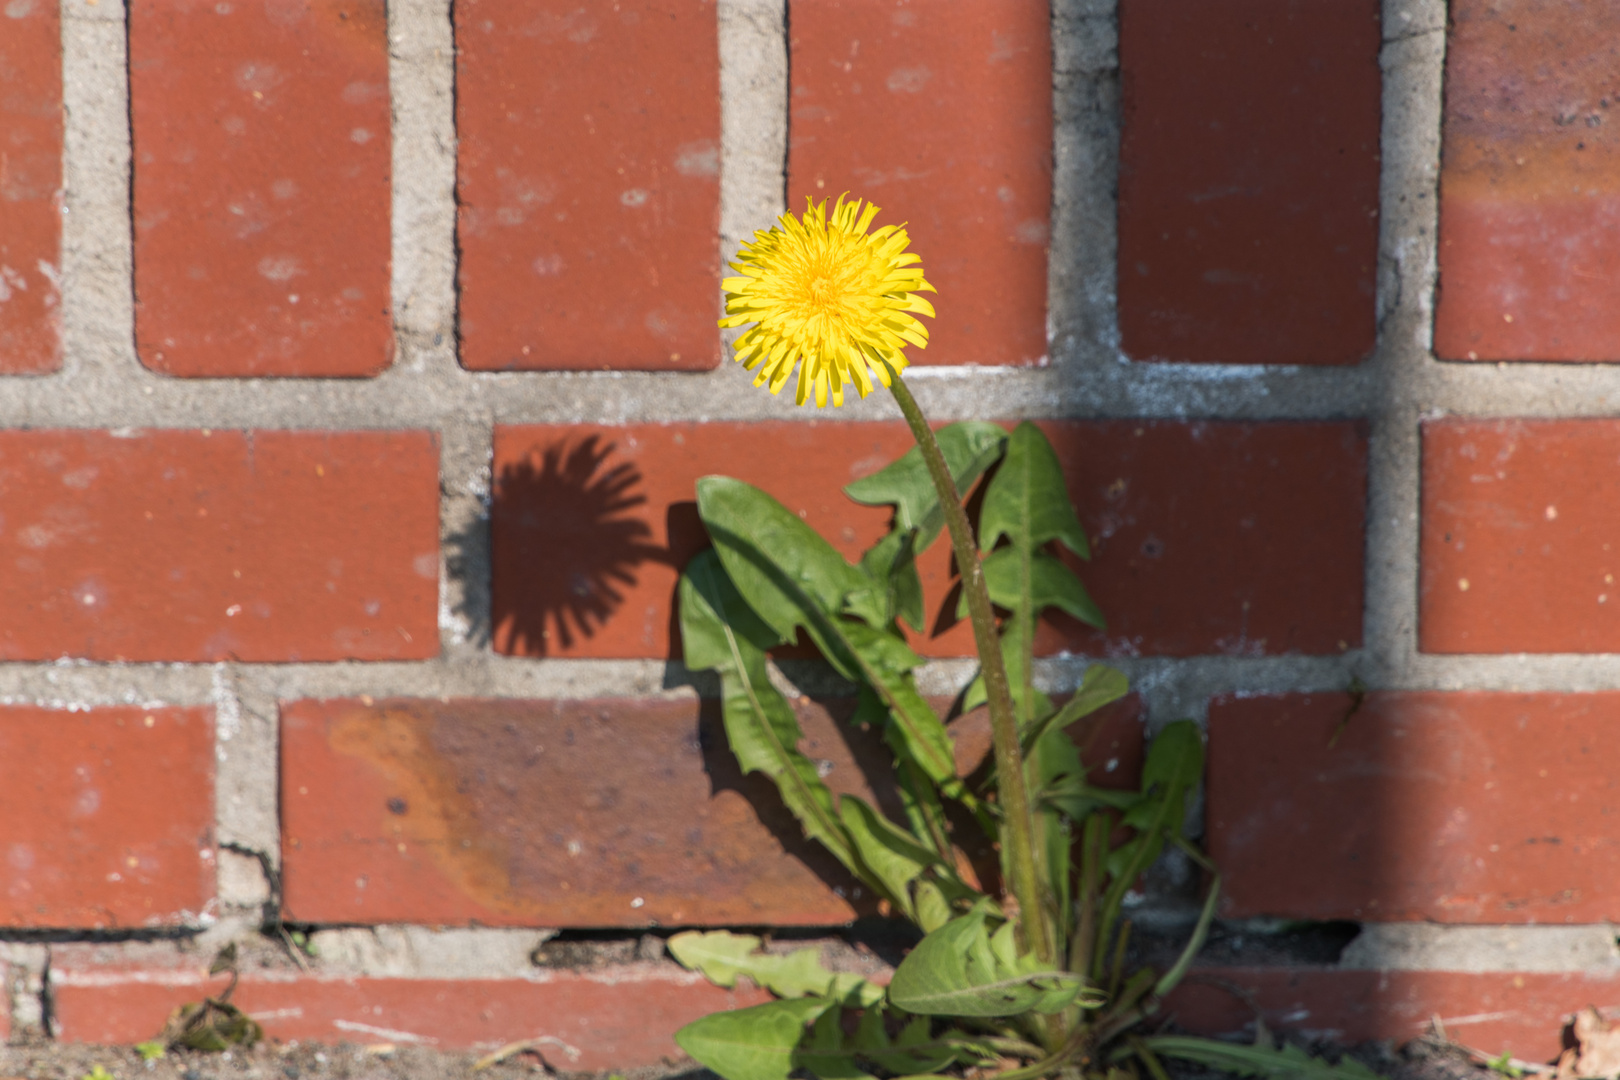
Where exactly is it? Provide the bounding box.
[0,0,62,374]
[1435,2,1620,362]
[490,421,1365,659]
[1117,0,1381,365]
[130,0,392,377]
[0,706,213,928]
[281,694,1144,928]
[456,1,720,371]
[0,430,438,662]
[283,695,897,927]
[1421,420,1620,653]
[1167,967,1620,1063]
[51,963,768,1067]
[788,1,1050,367]
[1209,692,1620,924]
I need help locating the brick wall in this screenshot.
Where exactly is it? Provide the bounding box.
[3,0,1618,1065]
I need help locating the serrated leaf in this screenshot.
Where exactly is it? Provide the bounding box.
[845,422,1009,542]
[697,478,957,787]
[973,548,1105,629]
[1143,1037,1384,1080]
[669,931,881,1008]
[887,901,1090,1017]
[675,997,834,1080]
[839,796,940,921]
[679,552,860,876]
[1019,664,1130,755]
[978,421,1089,557]
[857,528,926,632]
[698,476,883,643]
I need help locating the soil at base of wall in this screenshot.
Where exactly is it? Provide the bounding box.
[0,1034,1514,1080]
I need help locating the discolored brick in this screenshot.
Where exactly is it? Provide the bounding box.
[1436,1,1620,361]
[51,962,768,1066]
[456,0,721,371]
[1209,692,1620,923]
[0,430,439,662]
[0,706,213,928]
[1117,0,1381,364]
[1422,419,1620,653]
[489,421,1365,660]
[130,0,392,376]
[283,695,905,927]
[0,0,62,374]
[280,695,1145,928]
[788,0,1051,367]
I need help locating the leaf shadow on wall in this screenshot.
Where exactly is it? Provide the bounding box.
[483,435,676,656]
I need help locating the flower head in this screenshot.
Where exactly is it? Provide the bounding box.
[718,195,936,407]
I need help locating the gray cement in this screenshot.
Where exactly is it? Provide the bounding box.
[7,0,1617,1035]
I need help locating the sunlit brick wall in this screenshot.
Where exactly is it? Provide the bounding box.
[3,0,1619,1065]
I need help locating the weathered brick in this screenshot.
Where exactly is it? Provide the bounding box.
[0,430,439,662]
[0,0,61,374]
[1168,967,1620,1063]
[490,421,1365,659]
[1209,692,1620,923]
[788,1,1050,367]
[280,695,1143,928]
[1435,1,1620,361]
[130,0,392,376]
[1421,419,1620,653]
[456,0,720,371]
[0,706,213,928]
[1117,0,1381,364]
[282,695,901,927]
[51,962,767,1067]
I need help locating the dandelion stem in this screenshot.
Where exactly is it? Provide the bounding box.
[886,371,1054,971]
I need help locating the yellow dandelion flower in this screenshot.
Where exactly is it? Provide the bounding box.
[718,194,937,408]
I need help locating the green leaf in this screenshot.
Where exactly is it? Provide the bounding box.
[668,931,881,1007]
[1020,664,1130,755]
[698,476,883,643]
[1132,719,1204,837]
[1142,1037,1384,1080]
[839,795,940,921]
[857,527,926,632]
[976,548,1104,629]
[887,901,1093,1017]
[678,552,860,876]
[845,421,1009,544]
[675,997,834,1080]
[978,421,1089,557]
[697,478,958,788]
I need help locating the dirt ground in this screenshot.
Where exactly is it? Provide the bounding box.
[0,1038,703,1080]
[0,1032,1513,1080]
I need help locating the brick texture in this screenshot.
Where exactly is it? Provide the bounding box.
[0,430,439,662]
[0,706,213,928]
[456,0,721,371]
[1167,967,1620,1063]
[788,1,1051,367]
[51,962,769,1067]
[490,421,1365,659]
[0,0,62,374]
[1117,0,1381,364]
[1422,419,1620,654]
[130,0,392,376]
[1435,1,1620,362]
[1209,692,1620,923]
[279,695,1143,927]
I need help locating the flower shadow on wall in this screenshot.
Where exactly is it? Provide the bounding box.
[486,435,675,655]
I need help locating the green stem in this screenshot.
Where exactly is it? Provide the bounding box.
[886,372,1054,970]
